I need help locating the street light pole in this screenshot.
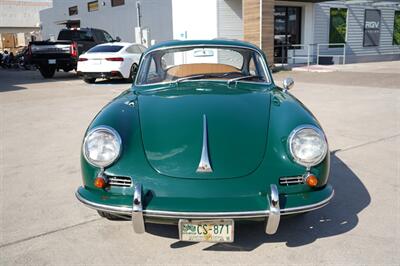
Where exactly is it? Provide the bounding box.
[136,1,142,28]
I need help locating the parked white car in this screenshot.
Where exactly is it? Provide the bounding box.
[77,42,145,83]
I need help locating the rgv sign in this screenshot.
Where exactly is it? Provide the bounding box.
[363,9,381,47]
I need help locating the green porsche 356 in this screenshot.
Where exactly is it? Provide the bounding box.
[76,39,334,242]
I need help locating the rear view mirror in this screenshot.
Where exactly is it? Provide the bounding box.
[115,36,121,42]
[193,49,214,57]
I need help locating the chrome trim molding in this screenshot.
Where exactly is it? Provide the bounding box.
[76,193,133,214]
[132,183,145,233]
[75,188,334,219]
[108,176,133,187]
[196,114,213,173]
[145,209,269,219]
[266,184,280,234]
[279,176,304,186]
[280,190,334,214]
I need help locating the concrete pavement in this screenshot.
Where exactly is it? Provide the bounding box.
[0,67,399,265]
[291,59,400,74]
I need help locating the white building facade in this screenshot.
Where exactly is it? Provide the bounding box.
[40,0,400,64]
[40,0,173,45]
[0,0,52,50]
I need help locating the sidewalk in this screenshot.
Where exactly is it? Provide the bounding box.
[291,60,400,74]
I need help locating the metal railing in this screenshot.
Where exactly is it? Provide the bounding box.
[316,43,346,65]
[289,44,312,68]
[275,44,311,67]
[274,44,313,70]
[273,43,347,70]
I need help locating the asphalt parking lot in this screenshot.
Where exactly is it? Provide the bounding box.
[0,63,399,265]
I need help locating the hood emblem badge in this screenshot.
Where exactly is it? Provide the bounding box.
[196,114,213,173]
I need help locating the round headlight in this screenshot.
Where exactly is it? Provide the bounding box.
[83,126,122,168]
[288,125,328,168]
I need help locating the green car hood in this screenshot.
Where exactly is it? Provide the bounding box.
[137,82,271,179]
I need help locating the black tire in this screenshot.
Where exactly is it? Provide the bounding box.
[39,66,56,78]
[127,63,138,82]
[84,78,96,84]
[97,211,125,220]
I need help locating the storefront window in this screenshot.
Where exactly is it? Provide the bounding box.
[273,6,302,63]
[88,1,99,12]
[69,6,78,16]
[393,11,400,45]
[329,8,347,48]
[111,0,125,7]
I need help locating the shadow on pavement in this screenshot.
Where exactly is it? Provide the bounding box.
[0,69,79,93]
[144,153,370,251]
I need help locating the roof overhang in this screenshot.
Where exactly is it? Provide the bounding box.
[345,0,400,7]
[280,0,400,5]
[280,0,331,2]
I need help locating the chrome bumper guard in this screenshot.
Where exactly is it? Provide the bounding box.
[132,183,145,234]
[265,184,280,235]
[76,185,334,235]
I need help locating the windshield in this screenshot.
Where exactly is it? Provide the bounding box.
[88,45,123,53]
[136,46,270,85]
[58,30,93,41]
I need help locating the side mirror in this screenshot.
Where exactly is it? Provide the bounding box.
[282,78,294,92]
[115,36,121,42]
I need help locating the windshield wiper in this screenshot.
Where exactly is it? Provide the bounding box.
[227,75,266,85]
[173,73,234,84]
[173,74,208,84]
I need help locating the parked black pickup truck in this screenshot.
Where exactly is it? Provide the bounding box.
[28,28,117,78]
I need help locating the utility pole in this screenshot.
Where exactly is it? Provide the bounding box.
[136,1,142,28]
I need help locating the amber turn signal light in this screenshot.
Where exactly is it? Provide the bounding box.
[94,177,106,188]
[306,174,318,187]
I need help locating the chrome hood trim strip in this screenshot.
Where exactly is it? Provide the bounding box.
[196,114,213,173]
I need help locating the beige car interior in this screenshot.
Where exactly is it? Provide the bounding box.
[166,63,240,79]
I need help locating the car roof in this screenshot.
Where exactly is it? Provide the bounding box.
[146,39,262,54]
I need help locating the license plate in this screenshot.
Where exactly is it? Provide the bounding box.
[179,219,234,243]
[48,59,56,64]
[92,60,101,65]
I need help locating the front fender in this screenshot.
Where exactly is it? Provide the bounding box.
[263,88,330,191]
[81,89,144,189]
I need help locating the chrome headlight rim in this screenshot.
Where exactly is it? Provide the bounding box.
[83,125,122,168]
[288,124,328,168]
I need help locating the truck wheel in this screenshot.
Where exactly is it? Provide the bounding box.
[39,66,56,78]
[84,78,96,84]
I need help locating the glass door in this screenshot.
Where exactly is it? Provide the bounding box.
[274,6,302,63]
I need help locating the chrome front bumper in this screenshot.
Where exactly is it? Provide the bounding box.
[76,184,334,235]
